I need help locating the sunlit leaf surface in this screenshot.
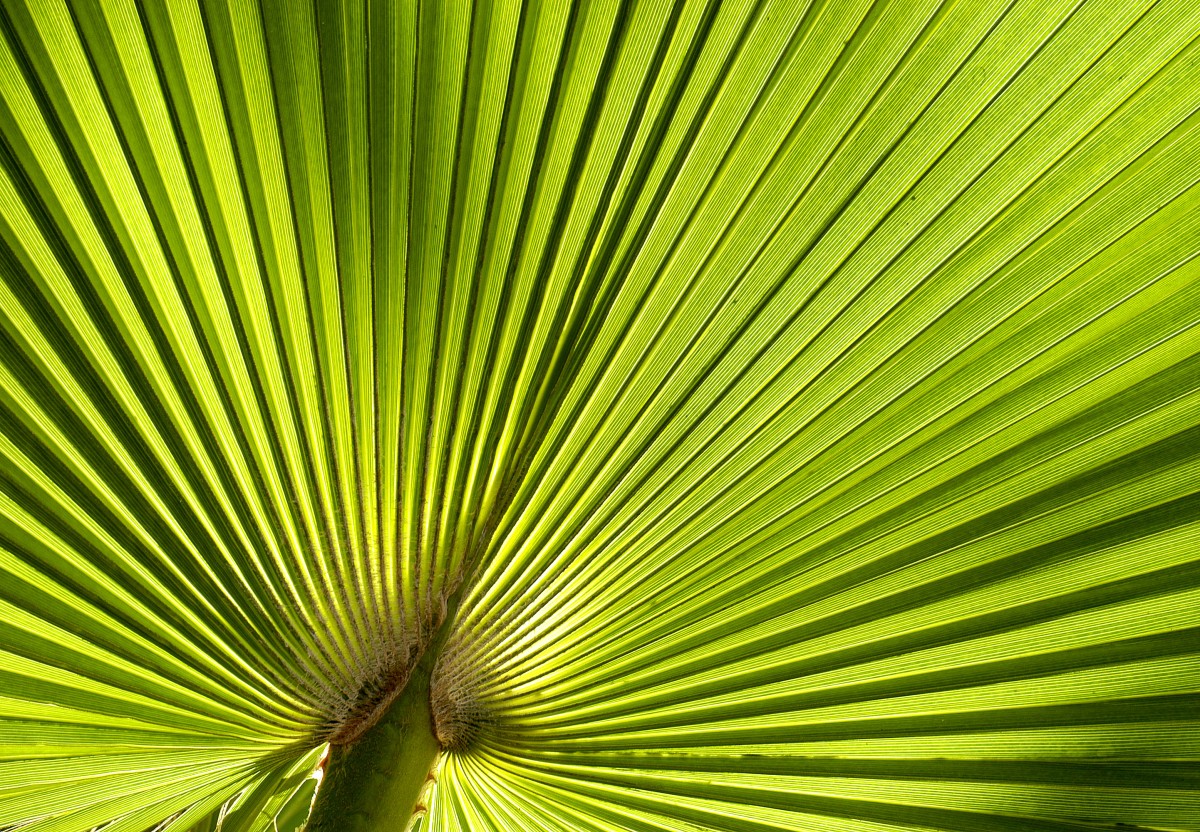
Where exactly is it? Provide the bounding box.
[1,0,1199,829]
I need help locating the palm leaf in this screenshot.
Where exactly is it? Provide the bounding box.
[1,0,1199,829]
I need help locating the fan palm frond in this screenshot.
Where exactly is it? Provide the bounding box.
[1,0,1199,830]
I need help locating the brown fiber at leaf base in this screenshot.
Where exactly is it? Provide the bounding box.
[431,650,491,752]
[326,659,415,747]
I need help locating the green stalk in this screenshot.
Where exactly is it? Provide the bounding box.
[306,647,441,832]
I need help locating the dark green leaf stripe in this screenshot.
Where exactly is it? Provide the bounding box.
[1,0,1198,829]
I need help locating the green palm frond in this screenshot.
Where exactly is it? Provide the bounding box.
[2,0,1199,830]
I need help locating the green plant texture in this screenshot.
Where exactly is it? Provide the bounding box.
[2,0,1200,829]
